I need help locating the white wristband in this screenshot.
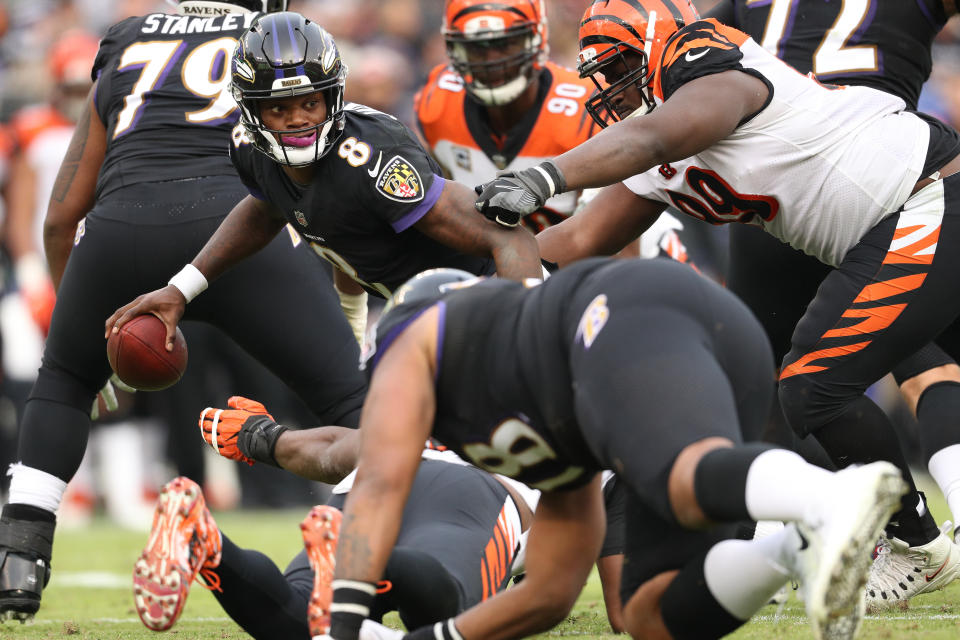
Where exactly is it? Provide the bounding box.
[168,264,208,303]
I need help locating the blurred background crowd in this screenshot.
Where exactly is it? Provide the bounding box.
[0,0,953,528]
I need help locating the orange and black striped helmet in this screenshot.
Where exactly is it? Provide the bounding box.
[442,0,548,106]
[578,0,698,126]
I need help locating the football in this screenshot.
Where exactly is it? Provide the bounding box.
[106,315,188,391]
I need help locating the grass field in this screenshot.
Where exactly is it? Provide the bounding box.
[3,479,960,639]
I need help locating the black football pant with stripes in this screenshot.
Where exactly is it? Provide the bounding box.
[16,176,367,485]
[779,175,960,543]
[210,458,518,639]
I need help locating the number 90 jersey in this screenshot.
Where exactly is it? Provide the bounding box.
[414,62,600,233]
[93,12,261,199]
[723,0,947,110]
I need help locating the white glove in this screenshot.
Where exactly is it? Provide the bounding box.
[91,374,136,420]
[360,620,404,640]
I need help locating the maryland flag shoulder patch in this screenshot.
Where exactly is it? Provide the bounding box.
[375,155,424,203]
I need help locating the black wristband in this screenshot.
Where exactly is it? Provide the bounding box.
[329,580,377,640]
[538,160,567,195]
[237,415,289,467]
[404,618,464,640]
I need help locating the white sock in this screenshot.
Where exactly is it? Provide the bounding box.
[929,444,960,525]
[703,527,800,619]
[7,463,67,513]
[744,449,834,522]
[754,520,785,540]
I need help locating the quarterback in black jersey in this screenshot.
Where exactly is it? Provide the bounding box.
[106,11,541,353]
[325,258,906,640]
[705,0,960,607]
[0,0,369,624]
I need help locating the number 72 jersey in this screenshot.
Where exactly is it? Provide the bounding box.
[727,0,947,110]
[414,61,600,232]
[92,11,261,199]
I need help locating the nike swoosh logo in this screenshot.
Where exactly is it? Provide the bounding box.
[685,49,709,62]
[926,559,949,582]
[367,151,383,177]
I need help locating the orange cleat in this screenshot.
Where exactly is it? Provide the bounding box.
[132,477,222,631]
[300,505,342,637]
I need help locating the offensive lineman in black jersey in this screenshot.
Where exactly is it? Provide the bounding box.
[105,11,542,351]
[0,0,371,623]
[705,0,960,606]
[323,259,907,640]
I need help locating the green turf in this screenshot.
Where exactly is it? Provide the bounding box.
[3,479,959,639]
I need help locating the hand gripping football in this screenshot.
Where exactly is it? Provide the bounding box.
[106,315,188,391]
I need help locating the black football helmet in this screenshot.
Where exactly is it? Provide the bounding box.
[231,12,347,166]
[362,269,482,374]
[177,0,288,14]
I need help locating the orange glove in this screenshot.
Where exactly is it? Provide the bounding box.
[199,396,273,465]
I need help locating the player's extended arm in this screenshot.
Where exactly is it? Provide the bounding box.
[45,84,106,290]
[428,475,605,640]
[537,183,666,267]
[199,396,360,484]
[104,195,285,349]
[415,180,543,281]
[596,554,625,633]
[553,71,766,189]
[329,309,438,640]
[476,71,768,222]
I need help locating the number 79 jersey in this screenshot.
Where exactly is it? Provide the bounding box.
[621,20,931,267]
[92,12,261,199]
[414,62,599,232]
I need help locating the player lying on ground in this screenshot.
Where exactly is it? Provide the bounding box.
[131,396,629,637]
[323,259,907,640]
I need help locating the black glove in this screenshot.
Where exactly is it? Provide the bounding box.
[474,160,567,227]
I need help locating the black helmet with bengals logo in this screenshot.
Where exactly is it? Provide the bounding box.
[442,0,548,106]
[231,12,347,166]
[578,0,698,126]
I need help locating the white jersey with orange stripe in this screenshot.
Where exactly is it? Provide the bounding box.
[622,21,928,267]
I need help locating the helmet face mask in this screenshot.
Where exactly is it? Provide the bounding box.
[231,12,347,166]
[443,0,547,107]
[577,0,699,128]
[579,42,652,127]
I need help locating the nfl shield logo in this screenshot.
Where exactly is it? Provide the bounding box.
[294,210,308,226]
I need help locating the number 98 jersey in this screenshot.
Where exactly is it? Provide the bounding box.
[93,12,262,199]
[722,0,948,110]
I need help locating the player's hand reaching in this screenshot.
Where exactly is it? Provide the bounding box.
[474,160,567,227]
[198,396,288,467]
[104,285,187,352]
